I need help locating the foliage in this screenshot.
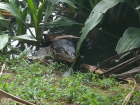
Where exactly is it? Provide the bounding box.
[0,0,78,50]
[116,28,140,54]
[71,0,140,67]
[0,34,8,50]
[1,0,140,104]
[45,16,83,28]
[0,1,31,35]
[26,0,47,42]
[115,1,140,55]
[71,0,125,68]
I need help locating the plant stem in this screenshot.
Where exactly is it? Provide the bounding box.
[99,30,120,39]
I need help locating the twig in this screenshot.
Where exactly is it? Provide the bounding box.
[99,46,140,67]
[100,54,140,77]
[0,89,35,105]
[0,64,35,105]
[115,66,140,78]
[0,63,5,77]
[122,78,137,105]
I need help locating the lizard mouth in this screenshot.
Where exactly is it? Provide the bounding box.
[54,49,75,62]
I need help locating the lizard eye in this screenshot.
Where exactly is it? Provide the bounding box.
[64,50,69,55]
[59,48,64,52]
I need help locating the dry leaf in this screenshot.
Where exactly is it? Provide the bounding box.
[82,64,105,74]
[44,35,79,42]
[122,78,137,105]
[0,63,5,77]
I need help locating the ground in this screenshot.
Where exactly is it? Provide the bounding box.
[0,56,140,105]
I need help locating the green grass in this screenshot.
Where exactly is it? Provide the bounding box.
[0,56,140,105]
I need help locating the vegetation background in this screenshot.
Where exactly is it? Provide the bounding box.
[0,0,140,104]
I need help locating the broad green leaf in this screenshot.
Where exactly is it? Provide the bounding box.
[0,2,23,23]
[136,5,140,10]
[22,0,28,7]
[41,0,77,35]
[10,0,20,9]
[0,16,10,29]
[33,14,39,40]
[89,0,95,8]
[37,0,48,21]
[27,0,40,41]
[5,0,10,3]
[18,7,28,34]
[15,18,23,34]
[13,34,37,41]
[0,2,34,37]
[0,19,15,34]
[41,0,58,35]
[72,0,125,68]
[45,17,83,28]
[0,2,34,36]
[116,28,140,54]
[27,0,35,14]
[0,34,9,50]
[16,7,28,34]
[21,7,28,21]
